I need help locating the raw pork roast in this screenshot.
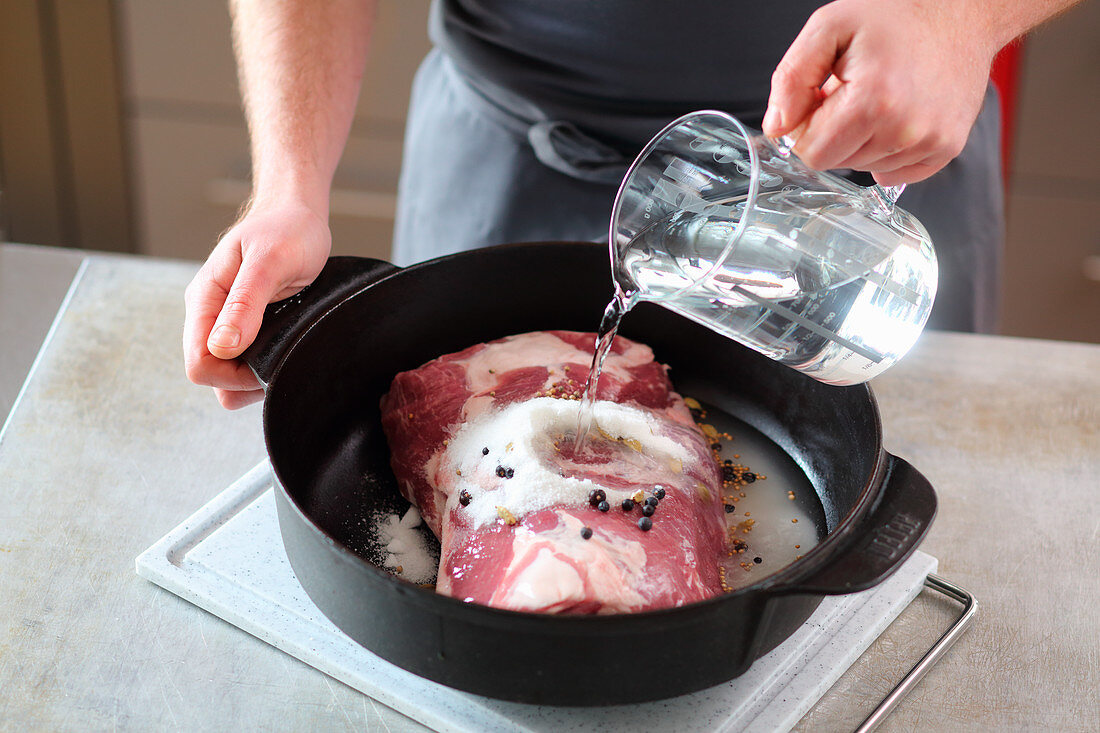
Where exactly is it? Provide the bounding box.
[379,331,726,614]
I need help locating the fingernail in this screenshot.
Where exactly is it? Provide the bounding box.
[210,324,240,350]
[762,106,780,133]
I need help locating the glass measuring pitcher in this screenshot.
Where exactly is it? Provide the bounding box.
[609,110,938,386]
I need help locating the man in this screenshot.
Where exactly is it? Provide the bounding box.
[184,0,1080,408]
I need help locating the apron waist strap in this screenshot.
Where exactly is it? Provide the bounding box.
[439,51,631,184]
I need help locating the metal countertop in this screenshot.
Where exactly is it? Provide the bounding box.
[1,244,1097,731]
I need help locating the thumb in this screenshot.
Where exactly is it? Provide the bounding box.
[763,14,847,137]
[206,255,283,360]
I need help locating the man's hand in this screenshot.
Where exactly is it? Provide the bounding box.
[762,0,998,186]
[183,201,330,409]
[184,0,373,407]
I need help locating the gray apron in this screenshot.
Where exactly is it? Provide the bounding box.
[393,48,1003,333]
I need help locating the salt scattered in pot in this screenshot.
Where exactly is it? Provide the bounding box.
[374,505,438,585]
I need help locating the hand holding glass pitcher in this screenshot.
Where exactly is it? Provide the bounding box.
[610,111,938,386]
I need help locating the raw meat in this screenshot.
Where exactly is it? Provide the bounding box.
[379,331,726,614]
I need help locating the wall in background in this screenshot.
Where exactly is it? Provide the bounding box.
[0,0,134,252]
[1000,1,1100,343]
[2,1,1097,343]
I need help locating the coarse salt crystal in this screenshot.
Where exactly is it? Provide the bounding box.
[442,397,692,528]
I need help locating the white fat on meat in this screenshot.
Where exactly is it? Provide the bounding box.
[457,331,654,423]
[438,396,691,528]
[488,513,649,613]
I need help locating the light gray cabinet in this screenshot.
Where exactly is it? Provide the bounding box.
[118,0,431,262]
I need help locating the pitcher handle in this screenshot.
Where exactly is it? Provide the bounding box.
[771,134,797,157]
[867,183,906,216]
[770,134,905,215]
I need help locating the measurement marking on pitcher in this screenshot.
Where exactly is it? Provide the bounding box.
[730,285,885,363]
[861,268,922,304]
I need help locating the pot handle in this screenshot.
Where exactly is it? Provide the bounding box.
[240,256,399,386]
[777,454,937,595]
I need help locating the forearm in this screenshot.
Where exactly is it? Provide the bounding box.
[874,0,1088,78]
[230,0,376,216]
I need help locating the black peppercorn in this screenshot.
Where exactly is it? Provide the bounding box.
[724,504,736,513]
[588,489,606,507]
[644,496,659,507]
[580,527,593,540]
[621,498,635,511]
[482,447,489,455]
[459,489,472,506]
[743,472,756,483]
[598,500,610,512]
[642,503,655,517]
[638,516,652,531]
[654,487,666,500]
[711,442,722,451]
[722,465,737,481]
[753,556,762,564]
[505,467,514,479]
[496,466,506,478]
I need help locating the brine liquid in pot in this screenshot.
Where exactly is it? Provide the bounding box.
[698,399,824,589]
[576,313,824,586]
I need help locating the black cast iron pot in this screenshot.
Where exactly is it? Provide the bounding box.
[242,241,935,706]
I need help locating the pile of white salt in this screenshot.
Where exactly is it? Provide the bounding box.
[373,505,438,584]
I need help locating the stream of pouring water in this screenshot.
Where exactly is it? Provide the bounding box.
[574,287,637,453]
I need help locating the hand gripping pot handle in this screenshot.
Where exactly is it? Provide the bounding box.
[777,454,937,595]
[240,256,399,385]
